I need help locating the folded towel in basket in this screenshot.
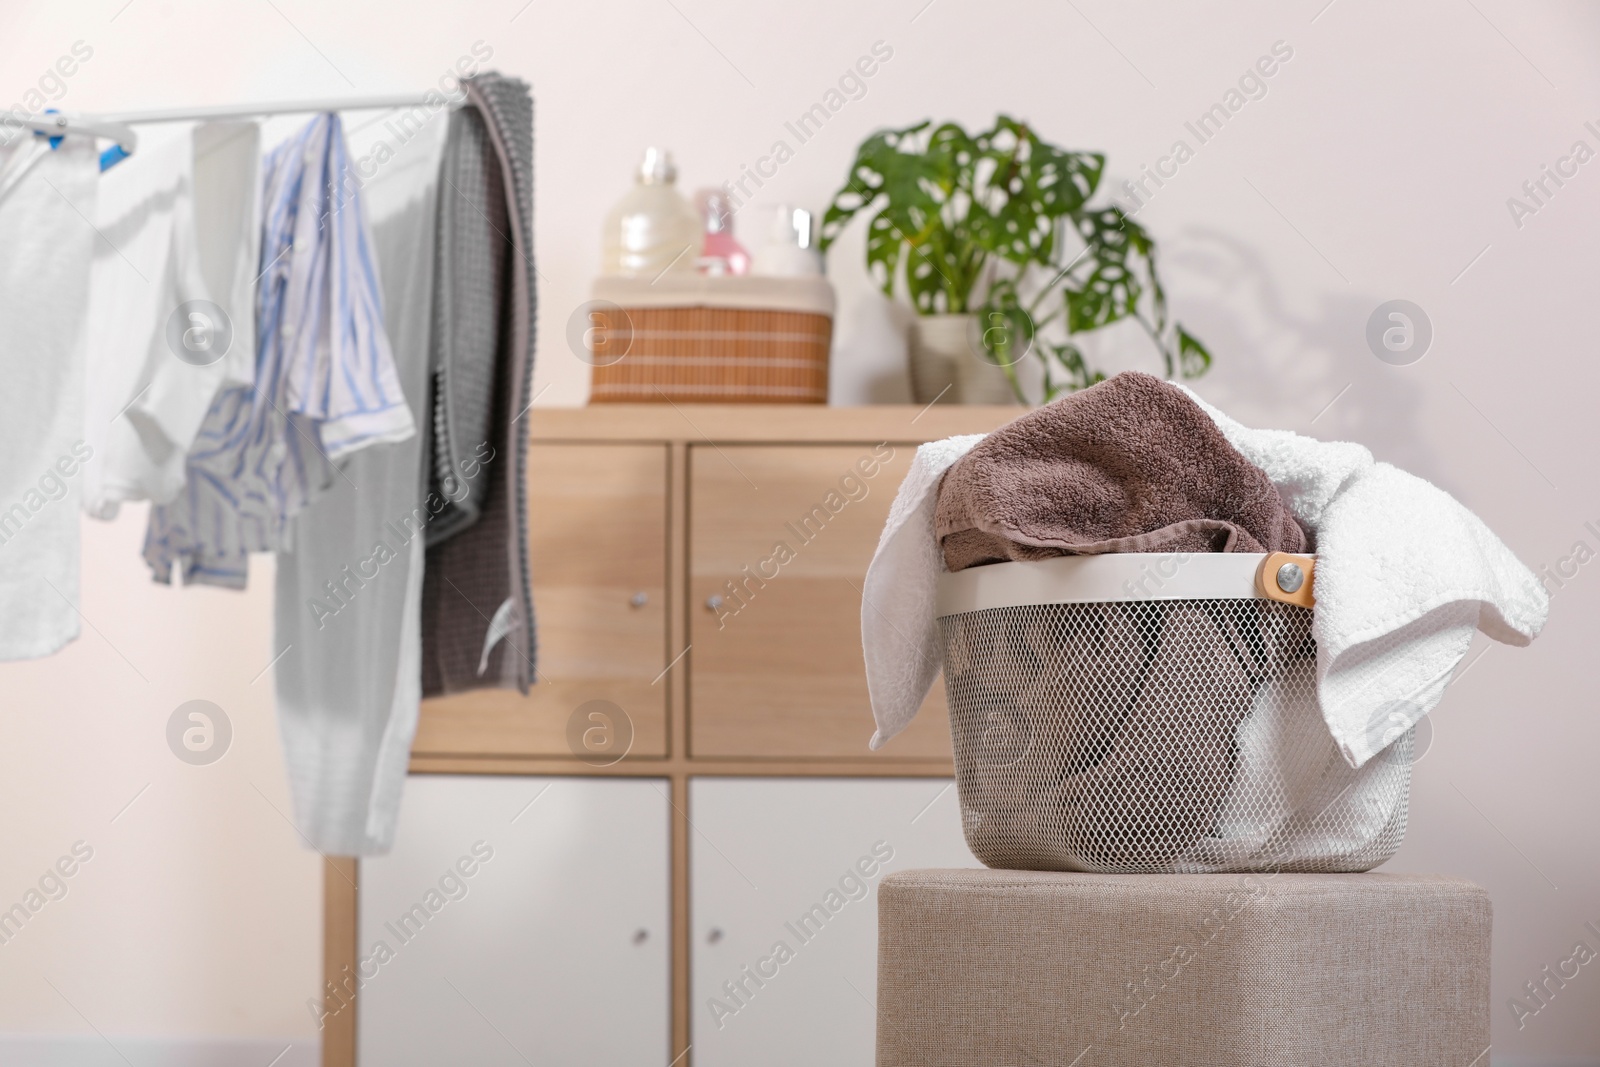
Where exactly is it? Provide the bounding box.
[936,372,1309,570]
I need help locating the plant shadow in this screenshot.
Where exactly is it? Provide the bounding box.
[1164,228,1451,497]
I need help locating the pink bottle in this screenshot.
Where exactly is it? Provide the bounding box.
[695,188,750,275]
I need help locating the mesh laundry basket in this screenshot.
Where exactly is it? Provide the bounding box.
[936,552,1412,874]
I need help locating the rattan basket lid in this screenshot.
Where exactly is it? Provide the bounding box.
[592,273,835,315]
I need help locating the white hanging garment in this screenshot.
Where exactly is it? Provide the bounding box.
[82,121,261,518]
[0,137,99,660]
[273,109,448,855]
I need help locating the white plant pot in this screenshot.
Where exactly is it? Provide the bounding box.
[908,314,1018,405]
[956,336,1020,405]
[906,314,966,404]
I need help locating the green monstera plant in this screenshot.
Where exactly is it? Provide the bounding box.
[818,116,1212,403]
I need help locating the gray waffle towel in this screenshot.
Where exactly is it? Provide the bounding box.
[420,73,537,697]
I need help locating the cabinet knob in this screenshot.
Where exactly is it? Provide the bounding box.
[706,927,724,944]
[705,595,723,612]
[632,928,650,945]
[630,591,649,608]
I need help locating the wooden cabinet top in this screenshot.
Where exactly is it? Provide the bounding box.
[527,404,1022,443]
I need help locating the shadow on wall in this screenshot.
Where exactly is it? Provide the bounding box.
[1166,229,1450,499]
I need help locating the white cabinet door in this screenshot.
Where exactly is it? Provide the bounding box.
[358,775,670,1067]
[689,778,978,1067]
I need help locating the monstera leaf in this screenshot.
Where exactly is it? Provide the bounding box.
[1176,324,1212,377]
[1043,341,1105,400]
[968,116,1103,266]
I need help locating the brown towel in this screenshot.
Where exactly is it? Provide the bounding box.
[936,371,1309,571]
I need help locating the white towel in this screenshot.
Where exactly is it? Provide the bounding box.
[864,395,1549,767]
[1181,388,1549,767]
[0,138,98,661]
[862,434,984,749]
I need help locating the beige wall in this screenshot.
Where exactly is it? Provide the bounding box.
[1,0,1597,1060]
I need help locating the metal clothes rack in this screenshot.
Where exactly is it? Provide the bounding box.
[2,92,450,170]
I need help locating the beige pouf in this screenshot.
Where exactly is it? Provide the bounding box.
[876,869,1490,1067]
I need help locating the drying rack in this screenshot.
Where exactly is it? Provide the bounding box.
[2,92,452,170]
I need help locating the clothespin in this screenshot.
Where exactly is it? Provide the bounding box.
[12,110,139,171]
[37,108,69,149]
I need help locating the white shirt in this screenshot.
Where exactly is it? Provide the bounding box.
[82,121,260,518]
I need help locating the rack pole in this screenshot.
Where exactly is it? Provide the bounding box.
[91,91,451,125]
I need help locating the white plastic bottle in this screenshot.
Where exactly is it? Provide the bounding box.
[601,148,703,277]
[750,204,823,277]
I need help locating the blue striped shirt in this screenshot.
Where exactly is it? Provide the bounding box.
[146,114,414,587]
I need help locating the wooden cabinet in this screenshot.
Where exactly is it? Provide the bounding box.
[358,775,671,1066]
[688,778,978,1067]
[412,443,670,758]
[329,405,1021,1067]
[688,444,952,760]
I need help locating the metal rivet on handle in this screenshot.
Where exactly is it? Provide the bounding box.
[1276,562,1305,594]
[706,595,723,611]
[630,591,648,608]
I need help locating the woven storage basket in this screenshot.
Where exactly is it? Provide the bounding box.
[935,552,1412,875]
[587,275,833,403]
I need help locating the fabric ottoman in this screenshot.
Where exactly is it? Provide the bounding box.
[876,868,1490,1066]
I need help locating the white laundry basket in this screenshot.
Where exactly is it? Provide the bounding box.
[935,552,1412,874]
